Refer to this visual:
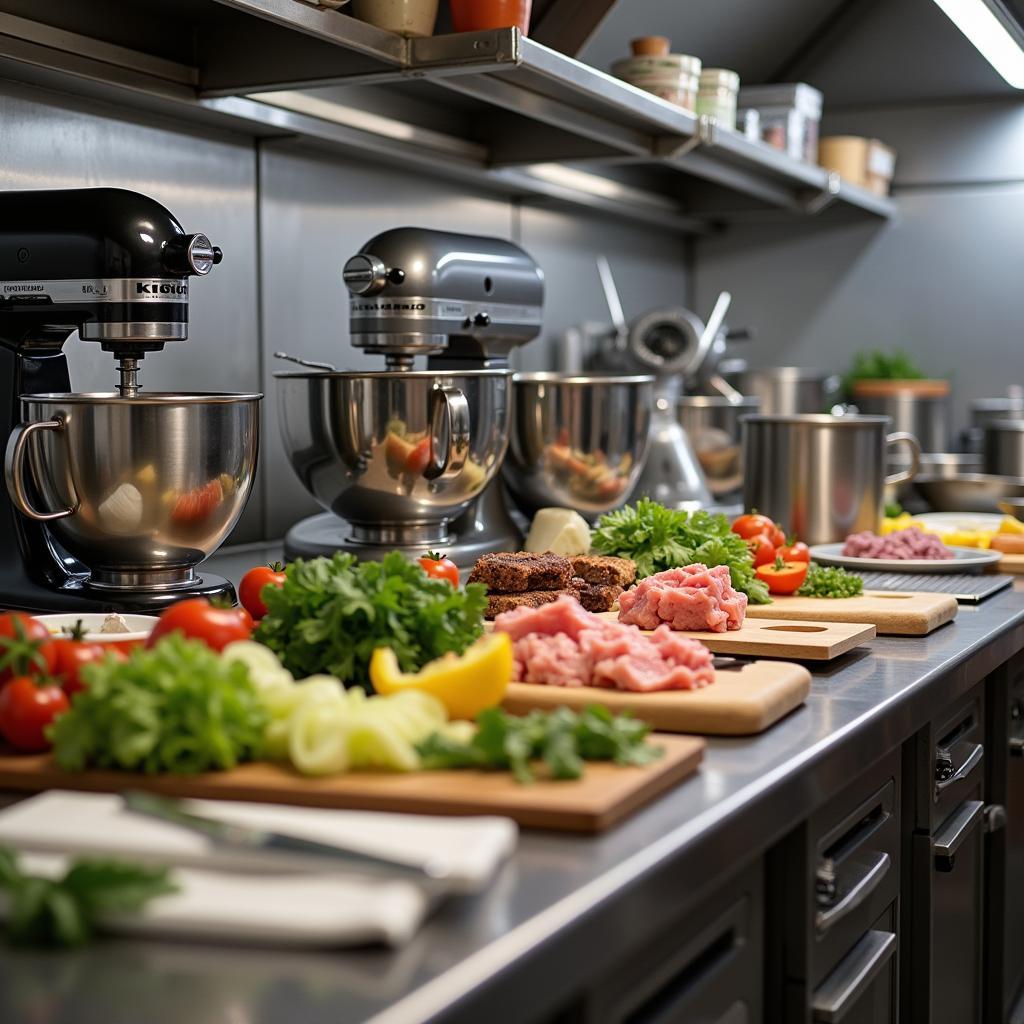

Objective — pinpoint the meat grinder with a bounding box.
[0,187,261,612]
[277,227,544,566]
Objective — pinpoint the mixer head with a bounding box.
[0,187,221,396]
[342,227,543,370]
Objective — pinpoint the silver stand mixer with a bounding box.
[277,227,544,566]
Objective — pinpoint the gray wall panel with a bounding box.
[0,83,264,542]
[258,143,515,538]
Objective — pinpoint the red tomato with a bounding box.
[405,437,432,476]
[419,552,460,587]
[51,630,125,697]
[747,534,777,568]
[0,612,57,685]
[146,598,253,653]
[731,513,777,541]
[779,540,811,563]
[0,675,69,752]
[239,562,287,621]
[755,558,809,596]
[770,525,787,547]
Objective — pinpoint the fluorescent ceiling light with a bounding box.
[932,0,1024,88]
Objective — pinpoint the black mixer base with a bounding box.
[0,575,236,614]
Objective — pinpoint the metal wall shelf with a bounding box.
[0,0,896,230]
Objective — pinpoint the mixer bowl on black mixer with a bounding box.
[5,393,261,591]
[275,369,512,544]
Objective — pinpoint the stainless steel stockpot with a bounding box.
[741,414,921,544]
[852,382,950,453]
[5,392,261,590]
[275,369,511,542]
[501,372,655,517]
[983,420,1024,478]
[725,366,842,415]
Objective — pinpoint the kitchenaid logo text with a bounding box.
[136,282,187,296]
[353,302,427,311]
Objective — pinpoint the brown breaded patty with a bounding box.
[485,587,580,619]
[570,555,636,588]
[572,578,623,613]
[469,551,574,594]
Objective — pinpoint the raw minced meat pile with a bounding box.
[842,526,954,560]
[617,564,748,633]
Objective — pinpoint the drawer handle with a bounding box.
[815,851,891,935]
[934,742,983,797]
[812,929,896,1023]
[933,799,984,872]
[1010,735,1024,758]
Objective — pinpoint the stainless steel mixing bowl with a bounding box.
[5,393,261,590]
[677,395,760,498]
[913,474,1024,513]
[275,370,511,543]
[501,373,655,517]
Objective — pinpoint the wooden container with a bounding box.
[819,136,897,196]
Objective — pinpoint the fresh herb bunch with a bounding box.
[49,635,267,774]
[0,847,176,947]
[797,562,864,599]
[591,499,771,604]
[417,704,662,784]
[255,552,487,690]
[845,350,928,394]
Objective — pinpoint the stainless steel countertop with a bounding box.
[2,588,1023,1024]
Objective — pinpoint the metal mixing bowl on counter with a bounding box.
[5,393,261,591]
[501,372,655,517]
[276,369,511,544]
[677,395,760,498]
[913,474,1024,514]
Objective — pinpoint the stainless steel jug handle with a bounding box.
[885,431,921,485]
[5,419,78,521]
[424,386,470,481]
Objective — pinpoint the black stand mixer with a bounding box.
[276,227,544,566]
[0,188,261,612]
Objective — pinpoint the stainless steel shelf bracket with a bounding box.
[803,171,842,215]
[657,114,718,160]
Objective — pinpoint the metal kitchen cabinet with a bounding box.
[574,859,763,1023]
[984,654,1024,1023]
[769,748,901,1023]
[904,684,994,1024]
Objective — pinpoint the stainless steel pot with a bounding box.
[852,381,950,453]
[962,398,1024,454]
[725,366,842,414]
[276,369,511,543]
[741,414,921,544]
[983,420,1024,477]
[5,392,261,590]
[501,372,654,517]
[677,395,760,498]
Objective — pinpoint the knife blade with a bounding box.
[121,790,452,881]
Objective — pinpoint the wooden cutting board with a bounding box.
[503,660,811,735]
[997,553,1024,575]
[0,736,704,834]
[746,591,958,636]
[595,611,874,660]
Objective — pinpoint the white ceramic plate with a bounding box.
[808,543,1003,575]
[33,612,159,645]
[913,512,1004,534]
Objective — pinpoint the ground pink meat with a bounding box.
[842,527,954,560]
[493,595,714,692]
[617,564,747,633]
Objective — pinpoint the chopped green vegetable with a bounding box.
[416,704,662,784]
[591,499,771,604]
[0,847,176,947]
[254,552,487,689]
[48,635,267,774]
[797,562,864,598]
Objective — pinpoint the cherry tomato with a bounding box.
[146,598,253,653]
[0,613,57,685]
[755,557,809,596]
[747,534,777,568]
[51,624,125,697]
[779,539,811,563]
[405,437,432,476]
[0,675,69,752]
[770,525,787,548]
[239,562,287,621]
[731,513,777,541]
[419,551,460,587]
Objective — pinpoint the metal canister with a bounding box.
[983,420,1024,477]
[852,380,950,453]
[741,414,921,544]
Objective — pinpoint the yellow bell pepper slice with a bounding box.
[999,516,1024,535]
[369,632,513,720]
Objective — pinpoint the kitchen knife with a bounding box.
[121,790,453,881]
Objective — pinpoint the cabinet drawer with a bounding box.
[930,689,985,831]
[583,861,762,1024]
